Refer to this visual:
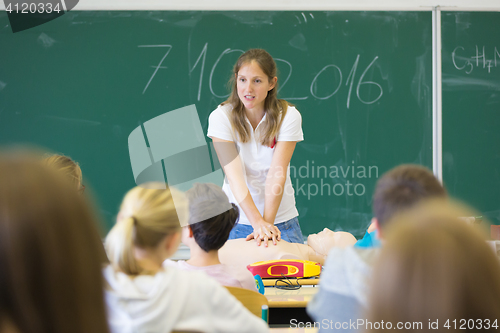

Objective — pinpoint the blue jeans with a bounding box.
[228,216,304,244]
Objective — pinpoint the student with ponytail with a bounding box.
[103,184,268,333]
[105,185,184,276]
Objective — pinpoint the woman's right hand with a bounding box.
[246,219,281,247]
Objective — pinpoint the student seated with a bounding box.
[165,183,258,291]
[104,184,268,333]
[218,227,357,267]
[0,153,109,333]
[353,221,380,248]
[367,200,500,332]
[42,154,84,192]
[307,164,447,332]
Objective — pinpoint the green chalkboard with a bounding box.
[442,12,500,226]
[0,11,433,237]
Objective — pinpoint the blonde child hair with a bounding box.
[105,184,188,275]
[103,184,268,333]
[43,154,83,190]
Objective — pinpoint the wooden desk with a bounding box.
[265,285,318,326]
[265,286,319,308]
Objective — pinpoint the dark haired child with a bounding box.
[165,183,257,291]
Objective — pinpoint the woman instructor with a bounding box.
[208,49,304,246]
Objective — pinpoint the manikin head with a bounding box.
[307,228,357,256]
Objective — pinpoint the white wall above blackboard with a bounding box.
[10,0,497,11]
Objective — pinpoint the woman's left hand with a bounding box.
[246,219,281,246]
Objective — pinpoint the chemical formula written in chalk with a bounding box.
[452,45,500,74]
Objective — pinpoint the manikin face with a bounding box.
[307,228,357,255]
[236,60,276,113]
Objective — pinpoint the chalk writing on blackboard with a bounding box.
[452,46,500,74]
[138,44,173,94]
[140,43,384,108]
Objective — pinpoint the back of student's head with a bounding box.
[372,164,446,230]
[105,184,188,275]
[186,183,239,252]
[42,154,83,190]
[0,153,109,333]
[368,200,500,332]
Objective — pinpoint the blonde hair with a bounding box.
[43,154,83,189]
[223,48,289,146]
[0,153,109,333]
[105,184,188,275]
[368,200,500,332]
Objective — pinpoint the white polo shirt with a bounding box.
[207,104,304,225]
